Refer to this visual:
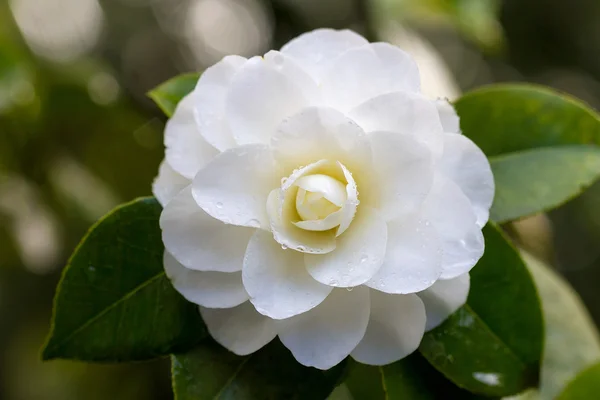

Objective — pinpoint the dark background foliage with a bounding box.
[0,0,599,398]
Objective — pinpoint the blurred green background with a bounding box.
[1,0,600,398]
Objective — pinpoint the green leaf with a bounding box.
[344,355,490,400]
[372,0,504,52]
[42,197,205,362]
[419,224,544,397]
[456,84,600,156]
[489,146,600,222]
[556,362,600,400]
[171,339,346,399]
[148,73,200,117]
[456,84,600,222]
[509,253,600,400]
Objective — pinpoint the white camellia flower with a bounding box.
[153,29,494,370]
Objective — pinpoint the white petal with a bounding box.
[418,273,470,331]
[226,56,316,146]
[351,291,426,365]
[293,211,343,232]
[439,133,495,227]
[271,106,371,174]
[422,175,484,279]
[164,94,218,179]
[278,287,370,370]
[304,206,387,288]
[160,186,254,272]
[349,91,444,156]
[295,174,346,207]
[367,216,442,294]
[280,28,368,82]
[192,144,281,229]
[242,230,332,320]
[193,55,246,151]
[436,99,460,133]
[163,252,248,308]
[321,43,421,112]
[200,302,277,356]
[335,162,358,237]
[152,159,191,207]
[263,51,319,101]
[369,131,434,221]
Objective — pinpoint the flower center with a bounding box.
[294,174,347,230]
[279,159,357,236]
[267,159,359,254]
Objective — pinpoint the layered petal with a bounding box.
[163,252,248,308]
[335,162,359,237]
[200,302,278,356]
[226,55,318,146]
[280,28,368,82]
[160,186,254,272]
[367,215,442,294]
[349,91,444,156]
[351,291,426,365]
[321,43,421,112]
[263,51,319,101]
[304,207,387,288]
[242,230,332,320]
[164,94,218,179]
[436,99,460,133]
[267,188,337,254]
[267,160,344,254]
[193,55,246,151]
[192,144,281,229]
[271,106,371,174]
[439,133,495,227]
[418,273,470,331]
[421,175,484,279]
[152,159,191,207]
[277,287,370,370]
[368,131,434,221]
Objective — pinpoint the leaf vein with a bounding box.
[214,355,253,400]
[47,271,165,354]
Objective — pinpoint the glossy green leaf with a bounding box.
[372,0,504,51]
[42,197,205,362]
[456,84,600,156]
[509,253,600,400]
[556,362,600,400]
[148,73,200,117]
[171,339,346,399]
[344,355,489,400]
[419,224,543,397]
[489,146,600,222]
[456,84,600,222]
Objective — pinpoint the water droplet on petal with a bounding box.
[360,255,368,263]
[271,53,285,66]
[346,287,354,292]
[215,202,223,209]
[247,219,261,227]
[281,244,288,250]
